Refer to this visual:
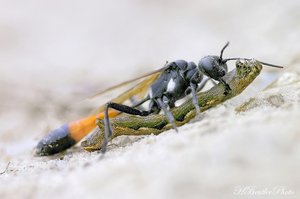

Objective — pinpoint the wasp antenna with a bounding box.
[223,58,284,69]
[257,60,284,68]
[220,41,230,61]
[223,57,248,63]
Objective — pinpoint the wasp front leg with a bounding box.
[218,78,231,95]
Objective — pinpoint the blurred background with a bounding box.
[0,0,300,198]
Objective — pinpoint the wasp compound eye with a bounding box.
[220,69,226,77]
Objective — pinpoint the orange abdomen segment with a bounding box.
[68,110,119,142]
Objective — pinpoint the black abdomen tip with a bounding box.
[36,124,76,156]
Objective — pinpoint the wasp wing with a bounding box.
[88,66,166,99]
[82,62,169,114]
[96,71,161,113]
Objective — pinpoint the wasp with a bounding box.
[36,42,283,156]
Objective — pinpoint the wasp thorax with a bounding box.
[198,55,228,80]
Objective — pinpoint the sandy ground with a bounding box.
[0,0,300,199]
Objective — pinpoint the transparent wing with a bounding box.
[81,62,169,114]
[96,71,161,113]
[87,66,166,99]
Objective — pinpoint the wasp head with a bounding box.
[198,42,230,80]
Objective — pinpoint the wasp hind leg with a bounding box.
[101,102,153,153]
[102,97,179,153]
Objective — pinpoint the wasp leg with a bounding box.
[193,78,219,120]
[190,83,201,120]
[130,96,146,111]
[131,95,150,109]
[218,78,231,95]
[210,79,217,86]
[155,98,178,132]
[196,78,215,92]
[102,102,153,153]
